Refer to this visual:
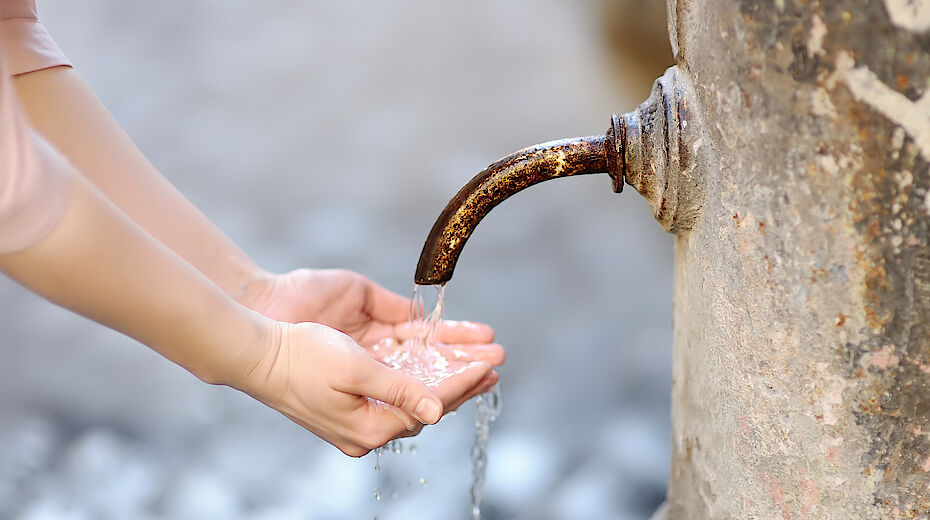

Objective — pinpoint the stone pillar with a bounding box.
[659,1,930,518]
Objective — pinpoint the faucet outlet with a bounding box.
[415,66,707,285]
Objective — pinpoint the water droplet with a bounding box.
[419,477,428,487]
[373,488,381,501]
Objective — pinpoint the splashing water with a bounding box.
[471,384,501,520]
[371,286,446,512]
[371,285,501,519]
[371,285,453,386]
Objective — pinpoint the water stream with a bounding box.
[371,285,501,519]
[470,384,501,520]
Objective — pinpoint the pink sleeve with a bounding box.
[0,45,73,253]
[1,0,72,75]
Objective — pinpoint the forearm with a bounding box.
[12,66,268,302]
[0,172,272,386]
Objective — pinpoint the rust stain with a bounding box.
[414,135,609,284]
[897,74,910,90]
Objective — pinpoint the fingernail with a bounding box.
[414,398,442,424]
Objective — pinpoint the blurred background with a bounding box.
[0,1,673,518]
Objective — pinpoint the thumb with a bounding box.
[355,359,444,425]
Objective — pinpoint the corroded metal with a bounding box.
[414,135,611,285]
[621,66,708,232]
[415,1,928,517]
[415,67,709,285]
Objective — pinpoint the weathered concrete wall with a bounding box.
[663,0,930,518]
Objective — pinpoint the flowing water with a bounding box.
[371,285,501,519]
[470,384,501,520]
[371,285,452,386]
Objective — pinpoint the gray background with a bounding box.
[0,1,674,519]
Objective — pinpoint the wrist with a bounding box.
[193,304,281,389]
[231,264,277,311]
[220,316,289,400]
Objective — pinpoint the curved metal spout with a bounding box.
[414,67,708,285]
[414,135,611,285]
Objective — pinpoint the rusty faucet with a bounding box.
[415,67,708,285]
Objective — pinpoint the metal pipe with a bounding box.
[414,67,708,286]
[414,135,613,285]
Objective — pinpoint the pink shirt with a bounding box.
[0,0,74,253]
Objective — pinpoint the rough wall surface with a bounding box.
[664,0,930,518]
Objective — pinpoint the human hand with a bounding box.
[236,321,494,457]
[240,268,505,366]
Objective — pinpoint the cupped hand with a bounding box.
[241,268,505,366]
[237,321,494,457]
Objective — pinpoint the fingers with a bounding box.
[257,320,499,459]
[383,402,423,433]
[363,280,410,324]
[436,320,495,343]
[322,363,496,457]
[427,361,493,407]
[344,355,445,425]
[367,337,504,369]
[445,371,500,414]
[395,320,495,344]
[436,343,506,367]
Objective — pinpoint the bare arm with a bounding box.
[12,66,269,302]
[1,56,499,457]
[0,171,485,456]
[11,66,506,368]
[0,169,269,386]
